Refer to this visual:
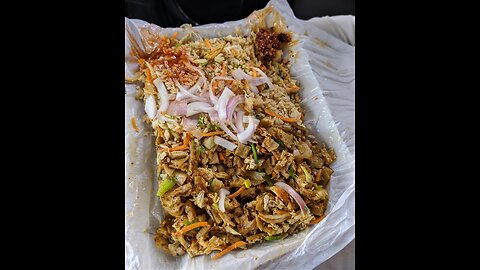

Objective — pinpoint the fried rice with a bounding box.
[126,24,336,259]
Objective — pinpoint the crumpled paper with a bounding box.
[125,1,355,269]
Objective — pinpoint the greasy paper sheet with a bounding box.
[125,1,355,269]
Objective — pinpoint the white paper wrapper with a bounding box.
[125,1,355,269]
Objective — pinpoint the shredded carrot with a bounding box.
[204,38,212,49]
[212,241,247,260]
[145,68,153,85]
[270,186,289,204]
[171,31,178,41]
[252,68,257,78]
[131,117,139,132]
[173,221,209,237]
[201,131,225,137]
[289,85,300,91]
[228,186,245,199]
[219,151,226,162]
[264,109,298,123]
[310,215,326,225]
[220,62,227,76]
[165,144,188,152]
[137,58,145,67]
[315,169,323,182]
[163,133,191,152]
[259,146,268,154]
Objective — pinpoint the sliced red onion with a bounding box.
[214,136,237,151]
[232,68,268,89]
[219,188,231,212]
[243,115,260,126]
[186,101,215,117]
[236,115,257,144]
[229,120,238,133]
[188,64,207,85]
[218,122,237,141]
[145,95,157,119]
[252,67,274,90]
[174,80,207,102]
[209,83,218,104]
[182,116,198,131]
[226,95,245,123]
[188,76,204,94]
[216,87,235,122]
[168,93,176,101]
[209,76,234,104]
[274,182,307,212]
[235,110,245,132]
[153,78,169,113]
[249,84,259,94]
[232,68,253,81]
[167,100,187,116]
[209,111,219,122]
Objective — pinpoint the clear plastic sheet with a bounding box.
[125,1,355,269]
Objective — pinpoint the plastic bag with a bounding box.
[125,1,355,269]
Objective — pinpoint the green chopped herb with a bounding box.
[198,114,206,128]
[300,165,312,183]
[184,218,198,226]
[212,203,219,210]
[207,123,219,131]
[175,41,181,48]
[199,145,206,154]
[289,165,295,178]
[251,144,258,163]
[156,176,176,197]
[265,235,281,241]
[254,113,264,120]
[244,179,252,188]
[265,175,274,186]
[316,185,324,191]
[277,140,286,151]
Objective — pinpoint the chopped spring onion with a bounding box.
[198,114,206,128]
[265,235,281,241]
[244,179,251,188]
[300,165,312,183]
[225,226,242,236]
[156,176,176,197]
[251,144,258,163]
[289,165,295,178]
[203,137,216,150]
[265,175,274,186]
[199,145,206,154]
[276,140,286,151]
